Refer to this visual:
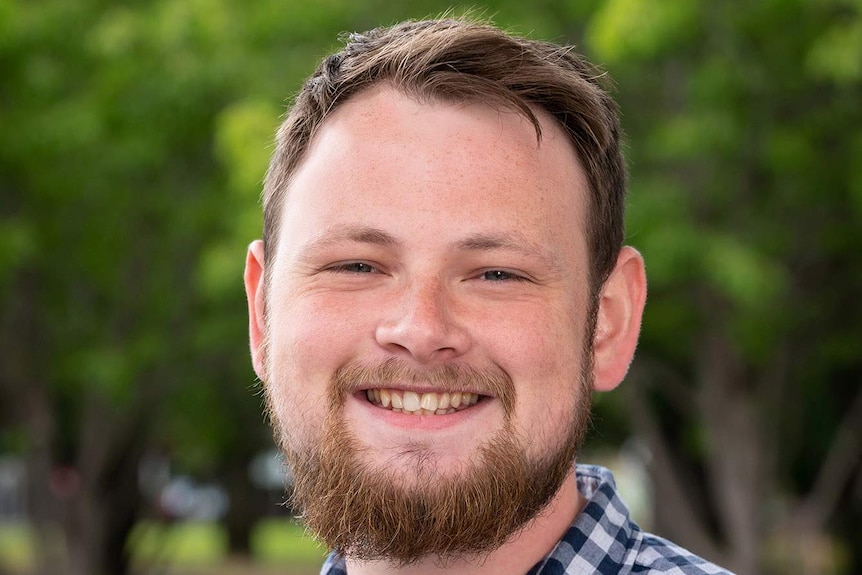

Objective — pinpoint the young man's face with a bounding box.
[245,86,625,560]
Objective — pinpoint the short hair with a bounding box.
[263,17,626,296]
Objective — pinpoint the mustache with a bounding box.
[331,358,515,414]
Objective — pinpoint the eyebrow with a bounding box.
[297,224,398,258]
[455,232,562,272]
[298,226,561,272]
[299,224,398,255]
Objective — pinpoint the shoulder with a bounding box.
[631,533,735,575]
[320,551,347,575]
[547,464,735,575]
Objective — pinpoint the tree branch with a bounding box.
[625,376,722,562]
[794,385,862,529]
[632,356,697,414]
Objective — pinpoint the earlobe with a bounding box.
[244,240,267,380]
[592,246,647,392]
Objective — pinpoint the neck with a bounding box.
[344,468,583,575]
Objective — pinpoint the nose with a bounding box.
[375,276,471,363]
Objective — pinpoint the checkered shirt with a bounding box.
[319,464,735,575]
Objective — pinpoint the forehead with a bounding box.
[277,86,589,260]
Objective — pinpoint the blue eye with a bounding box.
[332,262,378,273]
[482,270,520,281]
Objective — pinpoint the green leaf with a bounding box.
[586,0,697,63]
[806,18,862,84]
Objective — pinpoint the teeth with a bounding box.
[364,389,482,415]
[420,393,438,412]
[438,393,450,409]
[450,392,462,408]
[402,391,421,412]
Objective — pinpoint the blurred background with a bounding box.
[1,0,860,574]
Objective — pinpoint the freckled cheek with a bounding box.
[487,305,581,372]
[485,308,585,418]
[269,294,373,385]
[264,322,324,445]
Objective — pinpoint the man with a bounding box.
[244,17,734,575]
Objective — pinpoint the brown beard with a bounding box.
[273,357,593,565]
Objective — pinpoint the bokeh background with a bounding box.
[1,1,860,574]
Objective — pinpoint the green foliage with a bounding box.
[807,15,862,83]
[1,0,860,573]
[587,0,862,569]
[588,0,697,63]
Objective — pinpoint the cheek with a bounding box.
[490,303,585,382]
[488,304,587,432]
[269,291,362,372]
[265,298,362,446]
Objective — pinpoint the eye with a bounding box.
[329,262,379,274]
[480,270,525,282]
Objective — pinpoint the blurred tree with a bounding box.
[585,0,862,573]
[0,0,276,572]
[1,1,860,575]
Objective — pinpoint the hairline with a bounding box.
[262,18,626,306]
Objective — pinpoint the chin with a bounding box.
[364,446,485,486]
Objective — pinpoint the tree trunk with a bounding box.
[224,451,261,556]
[63,398,148,575]
[64,466,141,575]
[696,328,763,575]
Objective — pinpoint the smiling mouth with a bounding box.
[365,389,482,415]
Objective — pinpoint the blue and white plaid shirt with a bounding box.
[320,464,734,575]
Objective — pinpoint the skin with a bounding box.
[245,86,647,575]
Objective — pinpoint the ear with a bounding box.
[592,246,647,392]
[244,240,267,381]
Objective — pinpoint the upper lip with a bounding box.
[356,385,493,397]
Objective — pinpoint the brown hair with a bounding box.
[262,17,626,295]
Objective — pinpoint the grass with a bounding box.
[252,518,328,565]
[0,522,31,571]
[0,518,327,574]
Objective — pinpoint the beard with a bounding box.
[267,354,594,566]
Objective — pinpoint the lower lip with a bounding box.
[349,391,494,431]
